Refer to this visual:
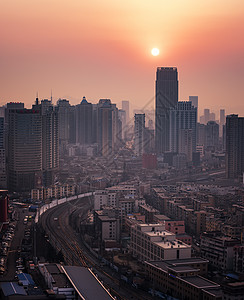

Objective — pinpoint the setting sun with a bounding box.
[151,48,160,56]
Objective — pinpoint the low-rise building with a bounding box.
[145,260,221,300]
[94,208,121,244]
[130,224,191,262]
[200,232,241,271]
[139,204,159,223]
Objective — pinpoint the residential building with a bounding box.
[155,67,178,153]
[145,260,221,300]
[97,99,119,156]
[134,113,145,156]
[219,109,225,137]
[7,106,42,191]
[169,101,197,160]
[226,114,244,179]
[56,99,71,145]
[76,97,93,145]
[0,116,6,188]
[130,223,191,262]
[205,121,219,150]
[200,232,241,271]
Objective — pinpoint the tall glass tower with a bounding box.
[155,67,178,154]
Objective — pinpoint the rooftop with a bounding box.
[62,266,115,300]
[154,240,190,249]
[145,258,208,273]
[1,282,27,296]
[17,273,35,286]
[182,276,219,289]
[202,287,223,297]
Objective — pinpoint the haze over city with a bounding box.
[1,0,244,115]
[2,2,244,299]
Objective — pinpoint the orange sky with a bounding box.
[0,0,244,117]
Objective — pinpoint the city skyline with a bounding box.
[0,1,244,116]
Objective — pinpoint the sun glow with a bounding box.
[151,48,159,56]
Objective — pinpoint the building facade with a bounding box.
[134,113,145,156]
[155,67,178,153]
[130,223,191,262]
[7,107,42,191]
[226,114,244,179]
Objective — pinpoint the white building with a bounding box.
[130,223,191,262]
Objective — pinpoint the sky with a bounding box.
[0,0,244,117]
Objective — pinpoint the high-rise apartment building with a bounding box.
[226,115,244,179]
[68,105,76,144]
[122,100,130,124]
[7,107,42,191]
[33,99,59,187]
[189,96,198,122]
[118,109,126,140]
[76,97,93,145]
[169,101,197,161]
[205,121,219,150]
[134,114,145,156]
[56,99,71,144]
[204,109,210,125]
[220,109,226,137]
[0,116,7,188]
[155,67,178,153]
[189,96,198,109]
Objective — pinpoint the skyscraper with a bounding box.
[205,121,219,150]
[189,96,198,122]
[7,107,42,191]
[0,116,6,188]
[56,99,71,144]
[134,113,145,156]
[219,109,225,137]
[122,100,130,124]
[189,96,198,109]
[118,109,126,140]
[204,109,210,124]
[155,67,178,153]
[226,115,244,179]
[97,99,119,156]
[33,99,59,187]
[76,97,93,145]
[169,101,197,161]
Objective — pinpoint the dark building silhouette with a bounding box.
[155,67,178,153]
[134,113,145,156]
[97,99,119,156]
[169,101,197,162]
[76,97,93,145]
[56,99,71,144]
[226,114,244,179]
[7,106,42,191]
[33,99,59,187]
[0,116,6,188]
[69,105,76,144]
[205,121,219,150]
